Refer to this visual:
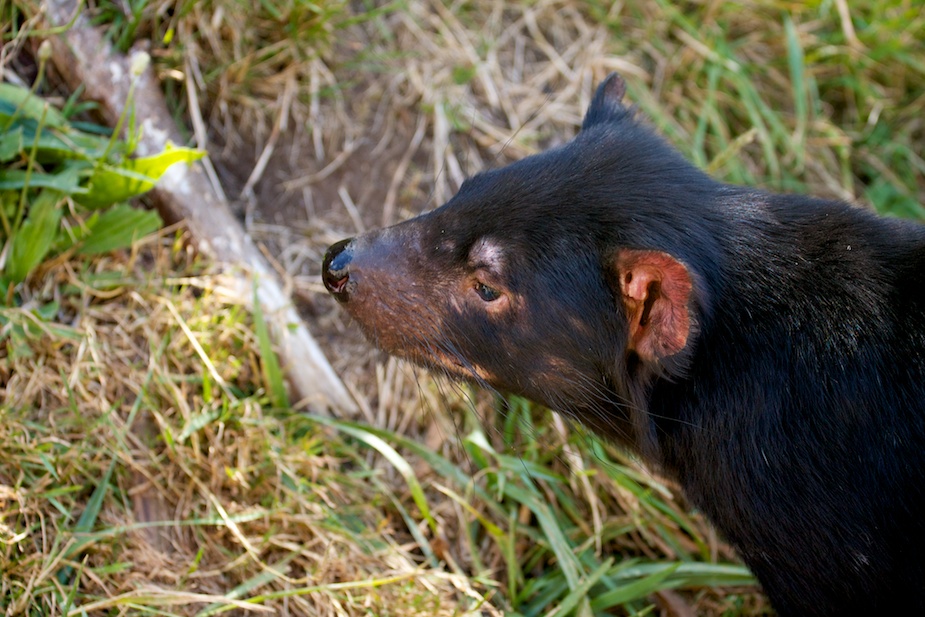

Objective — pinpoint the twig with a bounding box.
[42,0,357,415]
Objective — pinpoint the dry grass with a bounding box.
[141,0,924,226]
[3,0,923,614]
[1,230,499,615]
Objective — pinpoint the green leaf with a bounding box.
[68,120,111,136]
[0,83,69,129]
[608,561,755,589]
[48,128,113,161]
[77,164,159,209]
[0,167,88,194]
[3,120,109,162]
[35,300,60,321]
[77,144,204,209]
[73,203,162,255]
[6,189,64,282]
[0,126,24,161]
[123,143,205,178]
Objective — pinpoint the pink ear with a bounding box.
[615,249,693,364]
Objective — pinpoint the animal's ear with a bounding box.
[614,249,694,369]
[582,73,630,131]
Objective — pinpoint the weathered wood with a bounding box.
[43,0,357,414]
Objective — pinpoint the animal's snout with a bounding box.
[322,238,355,301]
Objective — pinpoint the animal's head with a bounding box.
[322,74,717,449]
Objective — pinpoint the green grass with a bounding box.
[596,0,924,216]
[306,408,757,615]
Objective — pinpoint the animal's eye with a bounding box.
[474,282,501,302]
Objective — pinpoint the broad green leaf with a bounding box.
[48,128,112,161]
[0,83,69,129]
[77,165,158,209]
[77,145,203,209]
[6,189,64,282]
[123,143,204,179]
[74,203,162,255]
[41,129,110,162]
[69,120,112,136]
[0,167,88,194]
[1,116,111,163]
[0,126,24,161]
[3,120,108,162]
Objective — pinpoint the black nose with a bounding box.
[322,238,355,301]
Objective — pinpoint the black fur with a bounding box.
[322,73,925,615]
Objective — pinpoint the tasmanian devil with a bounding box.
[321,73,925,616]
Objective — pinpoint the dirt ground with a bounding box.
[203,4,624,398]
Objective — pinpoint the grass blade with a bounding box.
[785,13,808,170]
[546,557,614,617]
[252,283,289,408]
[325,420,438,535]
[589,563,680,610]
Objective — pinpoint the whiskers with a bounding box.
[357,298,704,496]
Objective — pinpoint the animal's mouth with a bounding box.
[350,310,495,384]
[402,346,493,385]
[427,349,475,379]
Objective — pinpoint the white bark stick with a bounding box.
[43,0,357,414]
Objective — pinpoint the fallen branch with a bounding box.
[42,0,357,414]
